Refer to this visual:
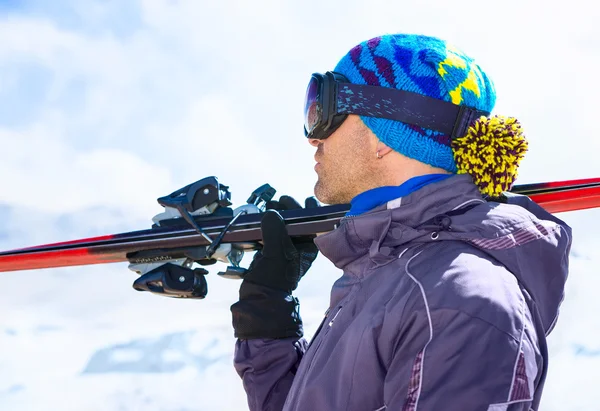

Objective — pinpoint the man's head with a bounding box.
[308,33,498,204]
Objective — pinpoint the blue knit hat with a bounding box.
[334,34,497,173]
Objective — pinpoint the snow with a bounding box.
[1,0,599,409]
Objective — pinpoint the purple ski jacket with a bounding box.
[234,175,572,411]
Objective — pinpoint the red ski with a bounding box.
[1,176,599,275]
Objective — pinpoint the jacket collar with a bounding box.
[314,174,485,276]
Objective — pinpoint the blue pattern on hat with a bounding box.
[334,34,496,172]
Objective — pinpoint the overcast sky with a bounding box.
[0,1,599,410]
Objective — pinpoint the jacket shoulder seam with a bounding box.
[405,247,523,343]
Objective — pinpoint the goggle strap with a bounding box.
[336,83,489,139]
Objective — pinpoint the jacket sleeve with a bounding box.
[384,307,540,411]
[234,337,308,411]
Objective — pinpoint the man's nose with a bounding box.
[308,138,321,147]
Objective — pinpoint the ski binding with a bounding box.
[129,176,276,299]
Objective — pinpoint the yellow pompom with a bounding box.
[452,116,528,197]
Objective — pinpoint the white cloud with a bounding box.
[0,124,173,217]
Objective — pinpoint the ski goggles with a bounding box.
[303,71,490,140]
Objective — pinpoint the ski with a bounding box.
[514,177,600,213]
[1,176,599,276]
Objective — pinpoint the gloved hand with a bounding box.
[243,196,319,293]
[231,195,320,340]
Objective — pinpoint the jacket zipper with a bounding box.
[287,304,346,409]
[302,305,344,377]
[328,306,343,326]
[305,308,330,350]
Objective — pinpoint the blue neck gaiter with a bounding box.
[347,174,452,216]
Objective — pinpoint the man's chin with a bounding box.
[313,181,330,205]
[314,180,344,206]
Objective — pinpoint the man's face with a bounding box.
[310,115,377,205]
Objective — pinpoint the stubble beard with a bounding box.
[313,118,376,205]
[314,161,372,205]
[314,173,349,205]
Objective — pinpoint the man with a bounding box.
[230,34,572,410]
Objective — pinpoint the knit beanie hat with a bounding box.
[334,34,528,197]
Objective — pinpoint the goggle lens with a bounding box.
[304,76,321,135]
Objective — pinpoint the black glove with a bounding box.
[244,196,319,293]
[230,196,319,340]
